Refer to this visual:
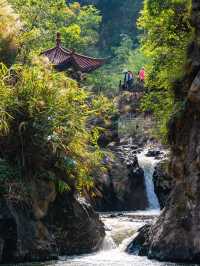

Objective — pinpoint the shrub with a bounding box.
[0,60,108,192]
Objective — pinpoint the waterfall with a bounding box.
[61,213,160,265]
[137,149,160,210]
[101,232,117,251]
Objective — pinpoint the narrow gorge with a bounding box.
[1,0,200,265]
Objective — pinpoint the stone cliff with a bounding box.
[89,141,148,211]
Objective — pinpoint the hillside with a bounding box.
[69,0,143,52]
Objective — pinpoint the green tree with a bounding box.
[0,60,112,193]
[73,0,142,51]
[138,0,193,140]
[9,0,101,61]
[0,1,116,197]
[86,36,147,95]
[98,0,142,50]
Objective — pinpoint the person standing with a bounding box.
[139,67,145,83]
[127,70,134,89]
[123,69,129,89]
[123,70,134,90]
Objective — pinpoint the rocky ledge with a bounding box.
[88,139,148,211]
[0,180,105,264]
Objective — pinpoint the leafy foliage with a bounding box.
[74,0,142,51]
[0,60,115,192]
[138,0,193,140]
[86,36,148,96]
[9,0,101,61]
[97,0,142,50]
[0,0,119,197]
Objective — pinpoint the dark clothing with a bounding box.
[124,71,134,90]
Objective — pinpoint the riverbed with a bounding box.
[20,211,199,266]
[8,148,197,266]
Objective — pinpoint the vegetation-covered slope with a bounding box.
[139,0,192,140]
[143,1,200,262]
[69,0,142,50]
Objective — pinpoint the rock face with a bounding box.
[89,114,119,148]
[153,160,173,209]
[126,224,151,256]
[135,1,200,262]
[45,194,105,256]
[117,91,142,115]
[0,197,57,263]
[0,181,105,264]
[145,149,163,159]
[89,141,148,211]
[97,114,119,148]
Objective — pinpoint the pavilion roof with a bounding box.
[41,33,106,73]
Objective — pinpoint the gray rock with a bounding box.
[126,224,151,256]
[45,193,105,256]
[0,198,57,264]
[89,150,148,211]
[153,160,173,209]
[0,182,105,264]
[145,150,163,158]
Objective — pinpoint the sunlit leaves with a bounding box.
[9,0,101,59]
[0,61,112,192]
[138,0,193,140]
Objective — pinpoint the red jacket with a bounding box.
[139,69,145,81]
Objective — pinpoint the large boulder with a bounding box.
[45,193,105,255]
[0,181,105,264]
[123,158,148,210]
[0,198,57,264]
[145,150,163,158]
[126,224,151,256]
[89,144,148,211]
[89,114,119,148]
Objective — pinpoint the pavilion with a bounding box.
[41,33,106,73]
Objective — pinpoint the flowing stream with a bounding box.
[20,148,197,266]
[32,211,197,266]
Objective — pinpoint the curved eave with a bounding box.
[72,54,106,73]
[40,45,106,73]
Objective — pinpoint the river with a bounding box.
[11,148,198,266]
[22,211,198,266]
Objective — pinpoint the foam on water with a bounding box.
[55,212,196,266]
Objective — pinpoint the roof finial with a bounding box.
[56,32,61,47]
[71,48,75,54]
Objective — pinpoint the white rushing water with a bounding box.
[56,212,156,266]
[137,148,161,210]
[39,212,197,266]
